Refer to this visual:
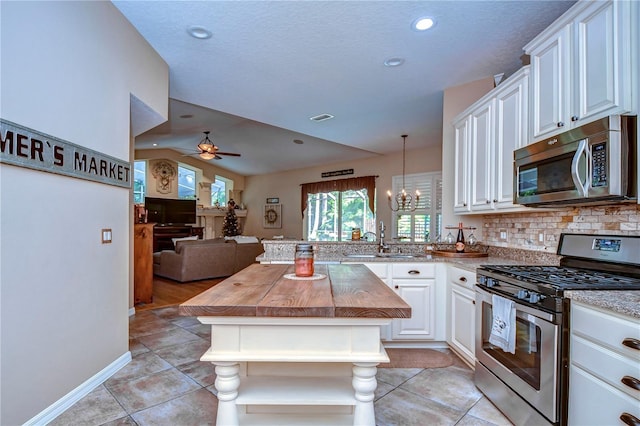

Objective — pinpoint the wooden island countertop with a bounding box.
[179,263,411,319]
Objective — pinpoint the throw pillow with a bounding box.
[171,235,199,246]
[224,236,260,244]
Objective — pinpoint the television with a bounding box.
[145,197,197,226]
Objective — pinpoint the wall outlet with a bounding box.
[499,229,508,241]
[538,232,545,243]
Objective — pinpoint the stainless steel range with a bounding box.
[474,233,640,426]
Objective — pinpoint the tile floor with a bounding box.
[50,306,512,426]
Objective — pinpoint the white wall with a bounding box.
[242,146,442,239]
[0,2,168,424]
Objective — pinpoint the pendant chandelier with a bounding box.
[387,134,420,212]
[197,131,217,160]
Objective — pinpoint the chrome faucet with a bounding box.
[378,221,389,253]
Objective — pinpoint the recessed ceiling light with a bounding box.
[152,143,158,146]
[309,113,334,122]
[187,26,212,39]
[384,57,405,67]
[412,17,435,31]
[293,139,304,145]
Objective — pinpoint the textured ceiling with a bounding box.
[114,0,576,176]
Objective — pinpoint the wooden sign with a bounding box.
[321,168,353,178]
[0,119,131,188]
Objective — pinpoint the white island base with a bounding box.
[197,316,391,426]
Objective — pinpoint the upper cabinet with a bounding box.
[453,67,530,214]
[525,0,636,142]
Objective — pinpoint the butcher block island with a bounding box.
[180,263,411,426]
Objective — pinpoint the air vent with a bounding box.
[309,113,334,122]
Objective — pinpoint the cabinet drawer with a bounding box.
[569,365,640,426]
[571,302,640,358]
[362,263,388,279]
[448,266,476,291]
[391,263,435,278]
[571,334,640,400]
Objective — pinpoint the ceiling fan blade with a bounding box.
[215,151,241,157]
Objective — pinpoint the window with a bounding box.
[133,160,146,203]
[391,172,442,242]
[211,178,227,207]
[303,176,376,242]
[177,165,196,199]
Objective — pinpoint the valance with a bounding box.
[300,175,376,218]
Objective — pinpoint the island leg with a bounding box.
[213,361,240,426]
[352,362,378,426]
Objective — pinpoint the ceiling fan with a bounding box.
[186,131,241,160]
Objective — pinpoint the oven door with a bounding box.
[475,286,561,423]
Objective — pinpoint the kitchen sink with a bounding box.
[342,253,429,259]
[376,253,428,259]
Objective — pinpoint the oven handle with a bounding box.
[571,138,590,197]
[475,285,558,324]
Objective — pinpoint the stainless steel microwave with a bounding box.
[514,115,637,206]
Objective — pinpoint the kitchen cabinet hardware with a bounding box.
[620,412,640,426]
[557,121,565,127]
[408,270,420,275]
[571,115,579,121]
[622,338,640,350]
[621,376,640,391]
[394,285,399,289]
[459,276,467,282]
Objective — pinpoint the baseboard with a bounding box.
[24,351,132,426]
[128,307,136,317]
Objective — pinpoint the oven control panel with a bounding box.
[477,273,563,314]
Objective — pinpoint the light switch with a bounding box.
[102,228,112,244]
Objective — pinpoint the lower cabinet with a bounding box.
[390,278,435,340]
[569,301,640,425]
[446,266,476,366]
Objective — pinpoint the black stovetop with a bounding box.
[478,264,640,291]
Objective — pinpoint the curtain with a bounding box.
[300,175,376,217]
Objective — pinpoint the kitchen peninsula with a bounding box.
[179,263,411,426]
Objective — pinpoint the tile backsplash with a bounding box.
[483,204,640,252]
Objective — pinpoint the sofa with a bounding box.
[153,237,264,282]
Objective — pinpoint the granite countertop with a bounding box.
[257,252,541,273]
[565,290,640,319]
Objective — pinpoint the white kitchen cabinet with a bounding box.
[453,67,530,214]
[453,116,471,213]
[389,263,440,341]
[492,67,529,209]
[525,0,636,142]
[391,278,435,340]
[446,266,476,367]
[568,301,640,425]
[469,99,495,211]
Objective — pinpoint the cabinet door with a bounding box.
[469,101,494,211]
[450,284,475,365]
[453,117,471,213]
[529,24,571,140]
[391,279,435,340]
[573,0,629,124]
[494,68,529,209]
[569,365,640,426]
